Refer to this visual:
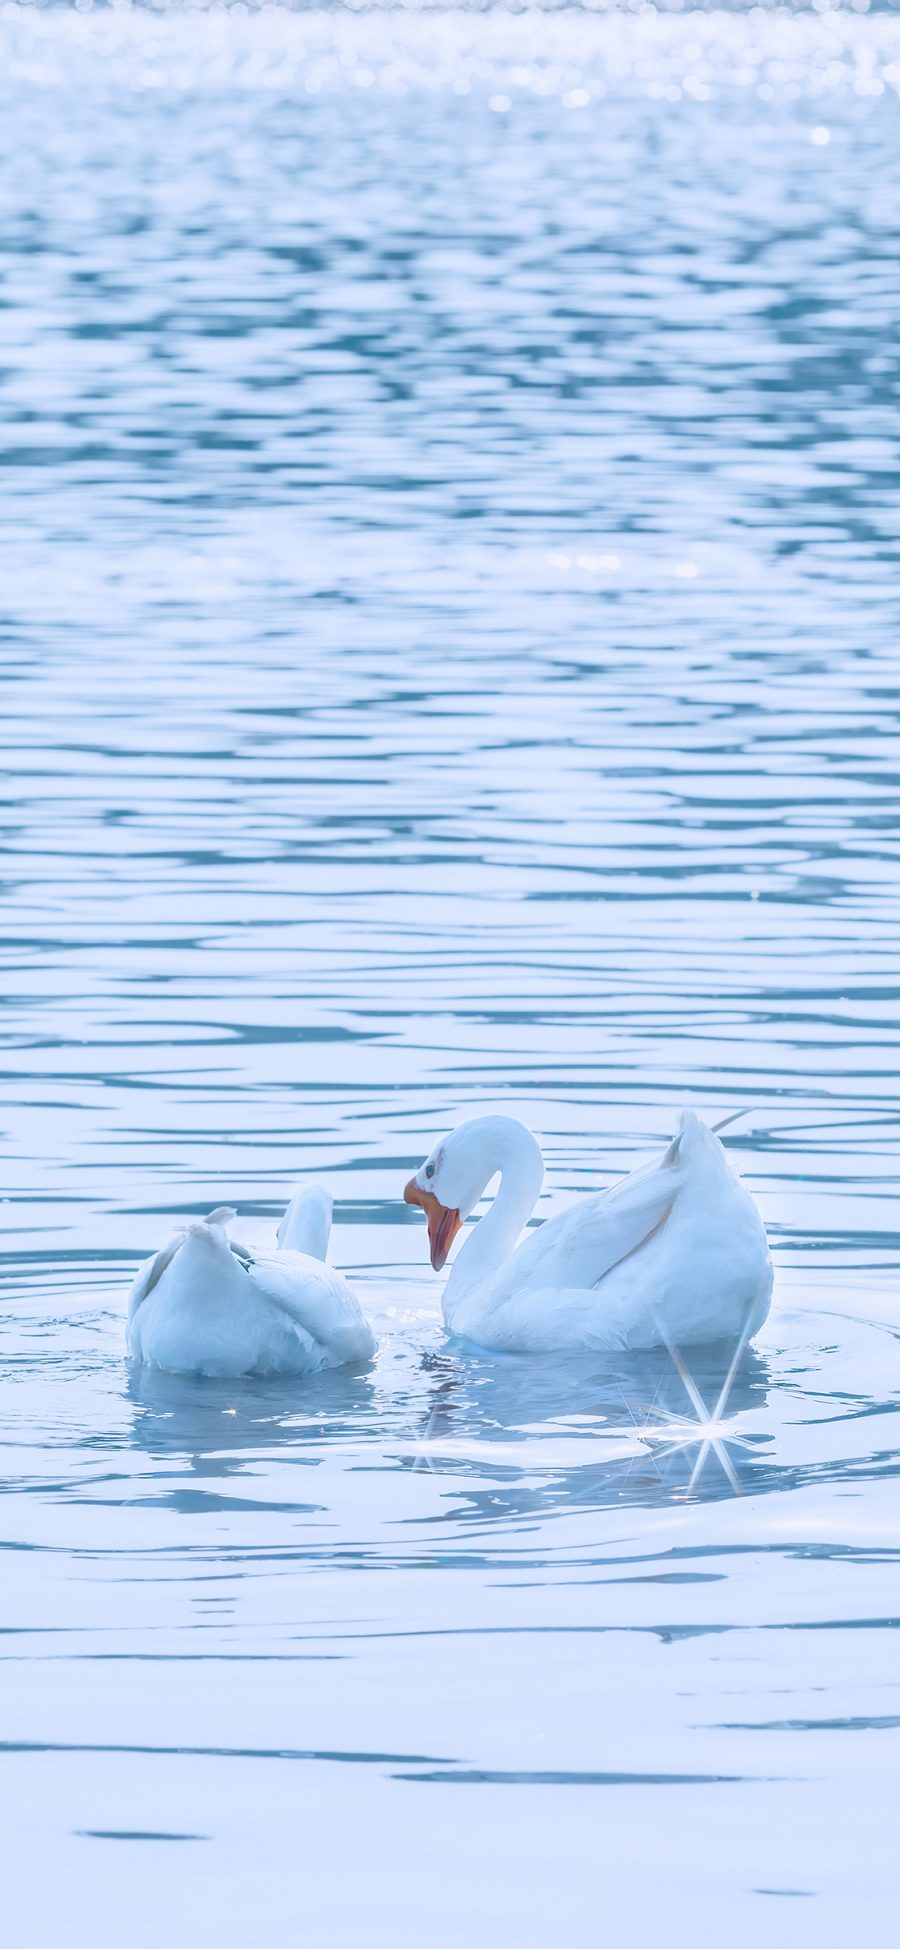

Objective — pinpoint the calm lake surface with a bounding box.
[1,5,899,1941]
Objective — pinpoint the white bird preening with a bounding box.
[126,1185,376,1378]
[404,1111,772,1356]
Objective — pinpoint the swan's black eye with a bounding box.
[425,1163,435,1179]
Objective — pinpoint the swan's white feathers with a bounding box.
[128,1234,186,1317]
[484,1150,685,1306]
[128,1206,237,1320]
[126,1195,375,1377]
[235,1245,375,1367]
[443,1110,773,1355]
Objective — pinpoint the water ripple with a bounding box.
[2,6,900,1941]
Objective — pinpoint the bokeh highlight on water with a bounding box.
[1,4,899,1941]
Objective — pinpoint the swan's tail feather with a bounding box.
[667,1108,752,1161]
[710,1108,752,1137]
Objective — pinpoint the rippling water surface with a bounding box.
[2,5,900,1941]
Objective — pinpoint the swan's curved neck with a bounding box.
[445,1120,544,1312]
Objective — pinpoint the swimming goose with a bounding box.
[404,1112,772,1354]
[126,1186,376,1377]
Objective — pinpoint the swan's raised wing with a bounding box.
[243,1247,376,1365]
[487,1143,685,1306]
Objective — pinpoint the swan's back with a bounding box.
[451,1112,772,1355]
[127,1205,375,1378]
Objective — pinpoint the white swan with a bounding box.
[126,1186,376,1378]
[404,1112,772,1354]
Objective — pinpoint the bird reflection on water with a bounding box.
[125,1363,379,1517]
[126,1333,771,1522]
[128,1363,378,1465]
[405,1339,772,1519]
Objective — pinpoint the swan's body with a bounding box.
[126,1187,375,1378]
[404,1113,772,1354]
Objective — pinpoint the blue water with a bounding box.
[2,5,900,1941]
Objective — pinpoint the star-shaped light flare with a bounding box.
[632,1322,756,1496]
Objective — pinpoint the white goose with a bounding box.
[404,1112,772,1354]
[126,1186,376,1378]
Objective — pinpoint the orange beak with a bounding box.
[403,1178,462,1272]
